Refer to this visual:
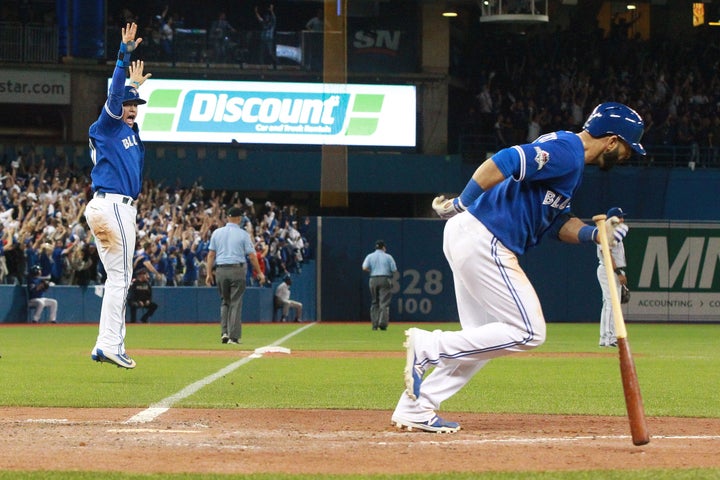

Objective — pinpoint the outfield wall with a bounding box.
[2,219,720,324]
[318,217,720,323]
[0,261,317,324]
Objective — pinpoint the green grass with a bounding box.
[1,322,719,415]
[1,322,719,479]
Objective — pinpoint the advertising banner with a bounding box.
[0,70,70,104]
[123,79,416,146]
[624,222,720,322]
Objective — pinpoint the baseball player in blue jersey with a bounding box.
[391,102,644,433]
[85,23,151,369]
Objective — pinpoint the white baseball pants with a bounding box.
[85,195,137,356]
[596,264,619,346]
[393,212,546,422]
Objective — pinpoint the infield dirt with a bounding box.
[1,407,719,475]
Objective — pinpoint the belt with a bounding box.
[371,275,391,278]
[216,263,245,268]
[94,191,136,207]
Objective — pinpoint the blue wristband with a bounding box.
[116,42,131,68]
[458,179,484,209]
[578,225,598,243]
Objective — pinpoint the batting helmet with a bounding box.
[122,85,146,105]
[583,102,645,155]
[30,265,42,276]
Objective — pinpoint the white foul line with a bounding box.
[124,323,317,424]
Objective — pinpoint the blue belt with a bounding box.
[217,263,245,268]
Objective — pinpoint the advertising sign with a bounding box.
[0,70,70,104]
[121,79,416,146]
[625,222,720,322]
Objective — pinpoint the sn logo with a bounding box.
[121,135,138,149]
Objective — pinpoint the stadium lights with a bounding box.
[442,3,458,17]
[626,4,637,9]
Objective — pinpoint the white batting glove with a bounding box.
[432,195,464,219]
[606,216,629,247]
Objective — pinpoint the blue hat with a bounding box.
[606,207,627,218]
[122,85,146,105]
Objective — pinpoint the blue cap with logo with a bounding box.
[122,85,146,105]
[606,207,627,218]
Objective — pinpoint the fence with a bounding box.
[458,134,720,168]
[0,22,58,63]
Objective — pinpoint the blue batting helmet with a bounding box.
[122,85,146,105]
[583,102,645,155]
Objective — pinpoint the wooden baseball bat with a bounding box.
[593,214,650,446]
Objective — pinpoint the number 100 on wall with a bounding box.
[391,269,443,315]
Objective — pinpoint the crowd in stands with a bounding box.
[0,150,312,289]
[457,18,720,166]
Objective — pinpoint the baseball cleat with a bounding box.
[391,414,461,434]
[94,348,136,369]
[403,328,425,400]
[221,334,229,344]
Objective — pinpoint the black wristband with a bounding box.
[614,268,625,276]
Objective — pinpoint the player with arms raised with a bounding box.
[392,102,644,433]
[85,23,151,369]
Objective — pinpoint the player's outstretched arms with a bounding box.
[121,22,143,51]
[128,60,152,87]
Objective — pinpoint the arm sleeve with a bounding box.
[106,43,131,118]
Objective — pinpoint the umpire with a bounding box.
[205,206,265,344]
[362,240,398,331]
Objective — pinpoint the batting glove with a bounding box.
[432,195,465,219]
[606,216,629,247]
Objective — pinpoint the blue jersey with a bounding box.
[88,62,144,198]
[467,131,585,255]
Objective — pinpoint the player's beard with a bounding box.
[598,145,620,171]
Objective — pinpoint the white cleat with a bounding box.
[391,414,461,433]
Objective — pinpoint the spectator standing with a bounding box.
[255,3,277,68]
[597,207,628,348]
[274,275,302,322]
[84,22,151,369]
[362,240,398,331]
[27,265,57,323]
[159,13,174,60]
[133,240,161,283]
[209,12,236,62]
[4,235,26,286]
[182,237,199,286]
[127,267,158,323]
[205,206,265,345]
[305,8,323,32]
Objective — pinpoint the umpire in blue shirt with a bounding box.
[362,240,398,331]
[206,206,265,344]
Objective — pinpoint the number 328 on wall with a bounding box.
[391,269,443,315]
